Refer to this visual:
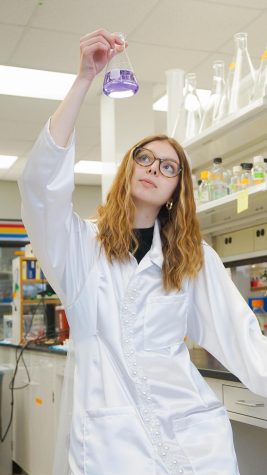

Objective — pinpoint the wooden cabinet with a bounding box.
[214,223,267,257]
[253,223,267,251]
[0,345,66,475]
[222,384,267,421]
[204,376,267,430]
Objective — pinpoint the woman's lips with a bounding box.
[139,179,157,188]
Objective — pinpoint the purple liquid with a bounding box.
[103,69,139,98]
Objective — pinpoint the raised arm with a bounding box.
[50,29,124,147]
[18,30,125,308]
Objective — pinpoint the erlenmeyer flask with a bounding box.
[214,61,235,123]
[228,32,256,114]
[181,73,202,141]
[200,60,225,132]
[251,47,267,101]
[103,32,139,99]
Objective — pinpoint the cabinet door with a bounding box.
[214,235,225,257]
[222,229,254,257]
[29,353,54,475]
[253,224,267,251]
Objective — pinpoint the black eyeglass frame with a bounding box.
[133,147,183,178]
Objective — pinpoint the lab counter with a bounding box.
[0,340,239,381]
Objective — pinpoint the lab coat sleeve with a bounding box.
[187,241,267,397]
[17,118,98,308]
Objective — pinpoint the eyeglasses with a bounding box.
[133,147,183,178]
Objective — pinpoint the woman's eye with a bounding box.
[163,162,174,172]
[139,155,150,163]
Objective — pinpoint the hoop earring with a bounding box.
[166,200,173,211]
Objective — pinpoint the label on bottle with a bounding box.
[241,178,249,185]
[261,50,267,60]
[229,62,235,70]
[237,189,248,214]
[253,171,265,185]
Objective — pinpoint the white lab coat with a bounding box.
[18,119,267,475]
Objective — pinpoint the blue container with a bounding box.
[26,260,36,279]
[248,296,267,312]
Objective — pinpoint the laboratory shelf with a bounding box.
[183,96,267,170]
[196,182,267,235]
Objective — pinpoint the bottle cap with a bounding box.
[241,163,253,170]
[251,299,264,308]
[213,157,222,164]
[253,155,264,164]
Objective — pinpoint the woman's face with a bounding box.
[130,140,181,209]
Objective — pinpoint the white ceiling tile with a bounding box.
[0,140,33,157]
[10,28,80,73]
[30,0,159,35]
[129,42,209,83]
[196,0,267,9]
[0,0,38,25]
[129,0,260,51]
[0,24,24,63]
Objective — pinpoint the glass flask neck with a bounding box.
[211,61,225,93]
[185,73,197,91]
[234,32,248,50]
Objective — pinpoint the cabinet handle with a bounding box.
[235,399,264,407]
[261,228,265,236]
[229,237,232,244]
[225,238,228,245]
[256,230,260,237]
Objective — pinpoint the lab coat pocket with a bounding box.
[173,406,239,474]
[83,405,156,475]
[144,294,188,351]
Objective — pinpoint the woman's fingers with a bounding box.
[80,29,124,50]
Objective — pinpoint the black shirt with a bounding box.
[130,225,154,263]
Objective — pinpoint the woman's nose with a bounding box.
[147,159,160,175]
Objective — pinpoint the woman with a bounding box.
[18,29,267,475]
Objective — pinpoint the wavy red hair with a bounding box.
[92,134,204,291]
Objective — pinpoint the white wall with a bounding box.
[0,180,101,220]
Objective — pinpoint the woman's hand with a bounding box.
[78,29,128,83]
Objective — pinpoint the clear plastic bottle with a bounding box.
[252,155,265,185]
[223,168,233,195]
[200,60,225,131]
[240,163,253,189]
[251,46,267,101]
[228,32,256,114]
[209,157,228,200]
[229,165,242,194]
[198,171,210,203]
[251,299,267,334]
[182,73,203,141]
[192,173,199,206]
[103,32,139,98]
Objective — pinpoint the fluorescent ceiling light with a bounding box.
[153,89,211,111]
[0,155,18,169]
[74,160,117,175]
[0,65,76,100]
